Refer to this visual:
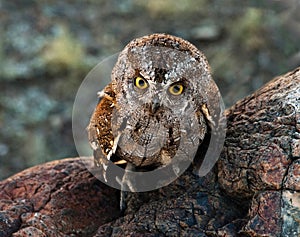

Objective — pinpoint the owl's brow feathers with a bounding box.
[127,33,207,63]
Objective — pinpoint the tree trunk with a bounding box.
[1,67,299,237]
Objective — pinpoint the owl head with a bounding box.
[111,34,215,114]
[108,34,224,176]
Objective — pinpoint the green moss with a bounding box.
[42,25,85,74]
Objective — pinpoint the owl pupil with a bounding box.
[139,80,145,87]
[173,85,180,93]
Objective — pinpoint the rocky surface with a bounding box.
[0,67,299,236]
[0,158,120,236]
[1,0,300,180]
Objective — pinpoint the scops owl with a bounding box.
[88,33,223,195]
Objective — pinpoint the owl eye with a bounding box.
[134,76,148,90]
[169,83,184,95]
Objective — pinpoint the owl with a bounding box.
[87,33,223,200]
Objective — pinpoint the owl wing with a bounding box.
[197,100,226,177]
[87,83,122,176]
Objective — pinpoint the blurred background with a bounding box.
[0,0,299,180]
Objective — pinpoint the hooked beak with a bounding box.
[151,97,160,114]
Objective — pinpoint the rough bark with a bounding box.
[0,67,299,236]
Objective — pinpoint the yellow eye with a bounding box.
[134,76,148,89]
[169,83,184,95]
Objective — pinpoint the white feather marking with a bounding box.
[91,141,98,150]
[107,133,121,160]
[103,163,108,171]
[97,90,105,98]
[174,137,181,142]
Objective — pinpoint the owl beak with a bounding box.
[151,98,160,114]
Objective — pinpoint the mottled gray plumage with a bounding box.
[88,34,220,200]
